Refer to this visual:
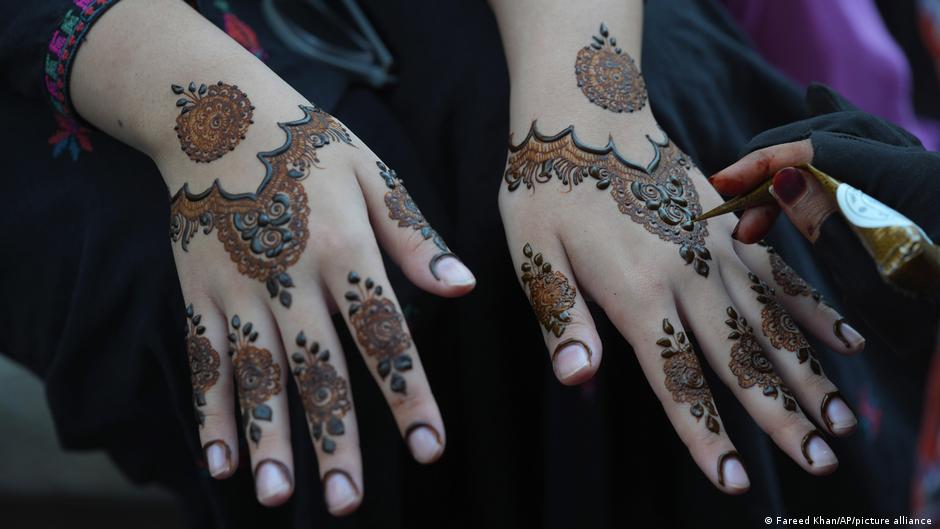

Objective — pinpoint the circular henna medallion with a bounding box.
[174,81,254,162]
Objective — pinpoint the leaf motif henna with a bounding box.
[169,104,353,307]
[520,243,576,338]
[574,23,647,113]
[748,273,822,375]
[504,125,712,276]
[345,272,413,394]
[658,318,720,434]
[292,332,351,454]
[724,307,797,412]
[759,242,822,302]
[172,81,254,162]
[228,315,281,445]
[185,304,220,427]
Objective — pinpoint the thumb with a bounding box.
[769,167,838,243]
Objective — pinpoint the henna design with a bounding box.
[345,272,413,394]
[760,242,822,302]
[172,81,254,162]
[375,161,454,278]
[724,306,797,411]
[292,332,351,454]
[185,304,220,426]
[747,273,822,375]
[169,104,353,307]
[657,318,720,434]
[229,315,281,444]
[520,243,576,337]
[505,125,711,276]
[575,23,647,113]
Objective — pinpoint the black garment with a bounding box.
[0,1,928,528]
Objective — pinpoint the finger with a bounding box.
[185,301,239,479]
[731,203,780,244]
[319,238,446,464]
[679,279,838,475]
[768,167,838,243]
[512,240,602,385]
[221,306,294,506]
[602,296,748,494]
[735,240,866,355]
[720,258,858,437]
[273,293,364,516]
[354,156,475,296]
[709,140,814,196]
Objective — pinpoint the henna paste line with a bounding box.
[800,429,824,465]
[202,439,232,474]
[253,458,293,488]
[521,243,576,337]
[575,23,647,113]
[820,391,848,435]
[292,331,351,454]
[185,304,221,426]
[658,318,721,434]
[229,315,282,445]
[552,338,593,364]
[747,272,823,376]
[172,81,254,162]
[322,468,360,497]
[170,103,353,308]
[717,451,742,487]
[404,421,444,448]
[504,124,711,276]
[374,161,457,279]
[345,271,413,394]
[833,319,853,349]
[724,306,797,412]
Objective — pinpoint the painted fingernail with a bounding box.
[204,440,232,478]
[552,339,592,382]
[833,319,865,350]
[801,430,838,469]
[432,255,476,287]
[406,423,444,463]
[821,392,857,436]
[255,460,293,506]
[323,469,361,516]
[717,451,749,491]
[772,167,807,206]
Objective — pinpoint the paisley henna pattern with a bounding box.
[575,23,646,113]
[169,104,353,307]
[748,273,822,375]
[229,315,281,445]
[292,331,351,454]
[657,318,720,434]
[185,304,220,426]
[760,242,822,302]
[172,81,254,162]
[505,124,711,276]
[345,272,413,394]
[520,243,576,337]
[725,307,797,411]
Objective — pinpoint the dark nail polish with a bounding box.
[772,167,807,205]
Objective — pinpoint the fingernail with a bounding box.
[323,469,361,516]
[255,460,293,506]
[431,255,476,287]
[204,440,232,478]
[552,339,592,382]
[821,392,857,436]
[772,167,807,206]
[833,319,865,350]
[406,423,444,464]
[801,430,838,469]
[717,451,749,491]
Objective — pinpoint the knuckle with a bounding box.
[388,391,428,418]
[313,223,374,259]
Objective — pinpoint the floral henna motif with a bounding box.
[504,125,711,276]
[725,307,797,411]
[169,103,353,308]
[575,23,647,113]
[229,315,281,445]
[657,318,720,434]
[760,242,822,302]
[520,243,576,337]
[748,273,822,375]
[375,161,454,278]
[345,272,413,394]
[173,81,254,162]
[185,304,220,427]
[292,331,351,454]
